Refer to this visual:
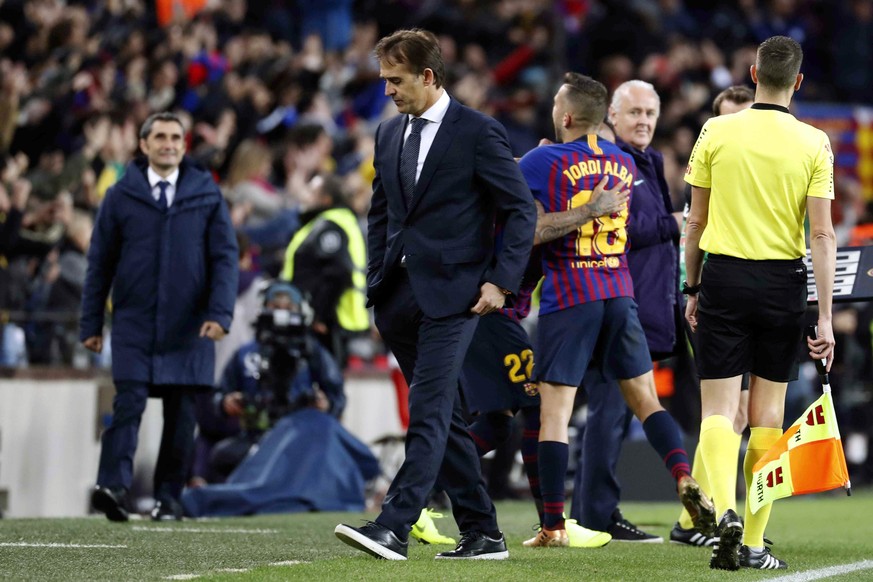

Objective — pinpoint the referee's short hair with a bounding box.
[756,36,803,90]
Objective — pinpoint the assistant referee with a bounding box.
[683,35,836,572]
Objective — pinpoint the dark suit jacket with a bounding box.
[366,98,536,319]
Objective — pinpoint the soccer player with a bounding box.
[411,179,627,549]
[518,72,714,548]
[671,84,755,547]
[684,36,836,570]
[464,254,611,548]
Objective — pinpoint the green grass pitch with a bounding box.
[1,491,871,581]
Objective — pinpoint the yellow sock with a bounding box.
[698,415,737,517]
[679,429,741,529]
[743,427,782,548]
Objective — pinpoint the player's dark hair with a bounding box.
[374,28,445,88]
[756,36,803,90]
[712,85,754,116]
[562,72,608,127]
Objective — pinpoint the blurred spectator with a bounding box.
[0,0,868,380]
[832,0,873,104]
[224,139,284,224]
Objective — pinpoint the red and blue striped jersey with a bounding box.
[518,135,637,315]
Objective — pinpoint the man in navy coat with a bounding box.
[80,112,238,521]
[335,29,536,560]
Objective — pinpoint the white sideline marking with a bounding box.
[164,560,307,580]
[767,560,873,582]
[132,526,278,534]
[0,542,127,549]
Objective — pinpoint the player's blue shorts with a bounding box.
[534,297,653,386]
[460,312,540,415]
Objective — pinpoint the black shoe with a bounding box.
[335,521,408,560]
[151,499,183,521]
[669,522,717,547]
[710,509,743,571]
[91,486,129,522]
[607,509,663,543]
[739,545,787,570]
[435,531,509,560]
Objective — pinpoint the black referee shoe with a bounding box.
[710,509,743,570]
[739,545,787,570]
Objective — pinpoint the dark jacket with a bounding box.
[618,138,680,356]
[79,157,239,385]
[367,98,536,318]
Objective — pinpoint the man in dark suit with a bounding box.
[335,29,536,560]
[80,112,238,521]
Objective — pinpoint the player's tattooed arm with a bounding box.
[534,177,629,245]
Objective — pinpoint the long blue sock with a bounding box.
[642,410,691,484]
[538,440,568,529]
[468,413,513,456]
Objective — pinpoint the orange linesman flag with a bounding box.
[750,391,850,514]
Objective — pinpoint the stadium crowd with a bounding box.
[1,0,872,485]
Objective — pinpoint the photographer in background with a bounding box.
[182,280,377,518]
[192,281,345,484]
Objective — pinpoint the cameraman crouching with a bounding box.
[196,281,345,483]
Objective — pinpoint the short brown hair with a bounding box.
[374,28,445,88]
[712,85,754,116]
[562,72,608,127]
[756,36,803,90]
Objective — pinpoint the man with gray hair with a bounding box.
[570,79,690,542]
[81,111,238,522]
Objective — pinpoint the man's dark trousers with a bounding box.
[373,271,497,539]
[570,367,633,531]
[97,381,197,502]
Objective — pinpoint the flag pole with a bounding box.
[806,325,852,496]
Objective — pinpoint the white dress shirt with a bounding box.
[147,166,180,208]
[403,89,451,184]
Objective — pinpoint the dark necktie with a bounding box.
[157,180,169,211]
[400,117,427,206]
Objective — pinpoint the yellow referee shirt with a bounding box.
[684,103,834,260]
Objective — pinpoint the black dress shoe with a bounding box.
[436,531,509,560]
[335,521,408,560]
[91,486,129,523]
[151,499,183,521]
